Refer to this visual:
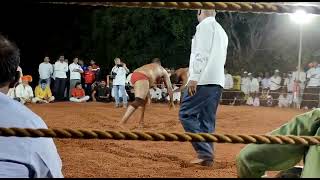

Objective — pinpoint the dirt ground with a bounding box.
[27,102,306,178]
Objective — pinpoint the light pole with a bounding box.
[290,9,313,79]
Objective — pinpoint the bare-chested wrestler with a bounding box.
[119,58,174,128]
[170,67,189,93]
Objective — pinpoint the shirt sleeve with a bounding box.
[189,23,214,82]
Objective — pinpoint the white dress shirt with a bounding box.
[38,62,53,80]
[15,84,34,99]
[241,77,250,95]
[111,66,128,86]
[261,78,270,89]
[269,76,281,91]
[69,63,83,80]
[54,61,68,79]
[292,70,306,89]
[249,78,259,93]
[188,16,228,87]
[306,67,320,87]
[0,92,63,178]
[224,74,234,90]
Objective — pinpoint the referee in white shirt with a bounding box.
[179,9,228,167]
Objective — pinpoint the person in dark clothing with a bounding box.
[92,80,111,103]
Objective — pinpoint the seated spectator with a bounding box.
[246,94,254,106]
[92,80,111,103]
[70,82,90,103]
[259,88,270,107]
[253,93,260,107]
[278,90,290,108]
[84,66,96,96]
[15,75,34,104]
[32,80,55,104]
[149,85,162,103]
[166,84,181,104]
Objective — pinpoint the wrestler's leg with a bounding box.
[119,80,149,125]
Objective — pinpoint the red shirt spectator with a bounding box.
[71,87,85,98]
[84,66,96,84]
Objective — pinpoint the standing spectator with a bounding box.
[69,58,83,97]
[269,69,282,105]
[64,59,70,100]
[286,73,294,107]
[241,71,250,96]
[257,72,264,84]
[301,61,320,109]
[111,58,130,108]
[15,75,34,104]
[90,59,100,74]
[84,66,96,96]
[248,73,259,94]
[38,56,53,85]
[179,9,228,167]
[222,69,234,105]
[92,80,111,103]
[53,55,68,101]
[292,66,306,109]
[32,80,55,104]
[69,82,90,103]
[261,72,271,90]
[17,66,23,83]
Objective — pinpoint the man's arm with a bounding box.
[161,67,174,108]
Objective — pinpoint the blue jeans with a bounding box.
[179,85,222,161]
[114,85,128,105]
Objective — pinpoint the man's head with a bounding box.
[40,80,47,89]
[88,66,93,71]
[197,9,216,23]
[274,69,280,76]
[243,71,248,77]
[152,58,161,65]
[114,58,121,65]
[73,57,79,64]
[90,59,95,65]
[75,82,82,89]
[282,73,287,78]
[0,35,20,89]
[59,55,64,62]
[21,76,32,86]
[44,56,50,63]
[100,80,106,87]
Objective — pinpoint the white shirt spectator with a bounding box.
[224,73,234,90]
[292,70,306,89]
[261,78,270,89]
[306,67,320,87]
[249,77,259,93]
[54,61,68,78]
[69,63,83,80]
[269,76,281,91]
[15,84,34,99]
[38,62,53,80]
[188,16,228,87]
[241,77,250,95]
[112,66,128,86]
[0,92,63,177]
[278,94,290,108]
[149,87,162,100]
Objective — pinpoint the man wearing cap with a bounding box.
[15,75,34,104]
[301,61,320,109]
[269,70,282,105]
[241,71,250,95]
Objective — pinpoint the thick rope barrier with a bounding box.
[44,2,320,16]
[1,127,320,145]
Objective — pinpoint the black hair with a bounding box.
[75,82,81,88]
[40,80,47,84]
[0,34,20,88]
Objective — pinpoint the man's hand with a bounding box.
[187,80,198,96]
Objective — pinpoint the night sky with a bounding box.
[0,2,97,87]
